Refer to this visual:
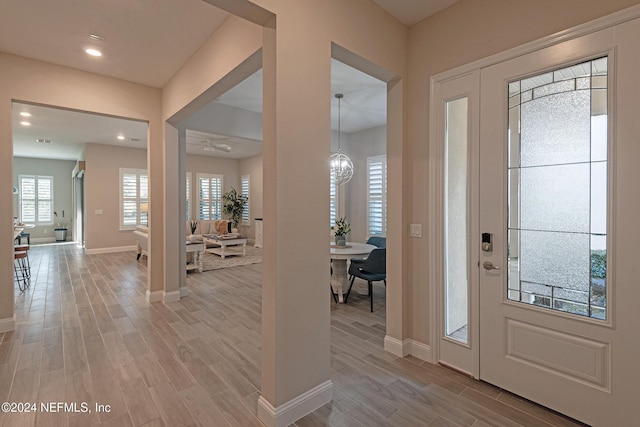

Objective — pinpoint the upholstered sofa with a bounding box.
[133,220,237,260]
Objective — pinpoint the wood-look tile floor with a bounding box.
[0,243,586,426]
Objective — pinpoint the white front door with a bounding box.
[478,20,640,426]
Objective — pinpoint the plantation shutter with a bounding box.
[367,155,387,236]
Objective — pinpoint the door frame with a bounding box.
[429,70,480,377]
[428,2,640,369]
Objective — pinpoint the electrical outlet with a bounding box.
[95,209,103,215]
[410,224,422,238]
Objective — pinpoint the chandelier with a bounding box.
[330,93,354,185]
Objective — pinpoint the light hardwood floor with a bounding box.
[1,243,585,426]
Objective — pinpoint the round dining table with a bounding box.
[330,241,376,303]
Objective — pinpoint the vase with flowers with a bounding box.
[332,217,351,246]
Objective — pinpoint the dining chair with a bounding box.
[345,247,386,312]
[348,236,386,281]
[366,236,386,248]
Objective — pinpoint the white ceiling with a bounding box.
[12,102,148,160]
[372,0,460,25]
[0,0,230,88]
[4,0,456,161]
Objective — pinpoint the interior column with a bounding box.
[258,17,333,427]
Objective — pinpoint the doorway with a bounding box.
[433,17,640,426]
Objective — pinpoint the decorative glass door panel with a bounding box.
[507,57,608,320]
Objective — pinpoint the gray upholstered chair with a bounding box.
[365,236,386,248]
[348,236,386,280]
[346,247,386,312]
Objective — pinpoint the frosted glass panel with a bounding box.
[508,107,520,168]
[445,97,468,343]
[591,162,607,235]
[533,79,575,98]
[507,57,608,320]
[521,90,591,166]
[520,163,590,233]
[520,230,590,291]
[591,115,607,161]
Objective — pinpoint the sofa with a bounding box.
[133,220,237,260]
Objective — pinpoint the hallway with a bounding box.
[1,244,583,426]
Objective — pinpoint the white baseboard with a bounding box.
[163,290,180,303]
[257,380,333,427]
[407,339,433,363]
[30,237,56,244]
[384,335,408,357]
[146,290,163,303]
[179,286,188,298]
[384,335,433,363]
[86,245,136,255]
[0,315,16,333]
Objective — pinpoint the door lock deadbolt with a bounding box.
[482,232,493,252]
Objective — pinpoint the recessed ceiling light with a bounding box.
[20,112,31,117]
[20,121,31,126]
[85,48,102,57]
[117,135,125,140]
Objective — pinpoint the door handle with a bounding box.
[483,261,500,270]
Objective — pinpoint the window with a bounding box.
[241,175,250,225]
[329,175,337,227]
[19,175,54,225]
[197,173,223,220]
[507,57,608,320]
[186,172,191,220]
[367,155,387,236]
[120,168,148,229]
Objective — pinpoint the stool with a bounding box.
[18,231,30,245]
[14,250,30,292]
[14,244,31,279]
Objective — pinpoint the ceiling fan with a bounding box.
[201,139,232,153]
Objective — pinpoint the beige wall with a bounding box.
[83,143,253,250]
[13,157,75,242]
[0,52,162,328]
[84,144,147,250]
[406,0,640,344]
[253,0,407,410]
[240,154,263,240]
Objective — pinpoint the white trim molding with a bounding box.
[407,339,433,363]
[384,335,407,357]
[179,286,188,298]
[163,290,181,303]
[384,335,433,363]
[30,237,57,244]
[85,245,137,255]
[146,290,163,303]
[257,380,333,427]
[0,315,16,333]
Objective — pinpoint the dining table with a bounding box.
[330,241,376,303]
[13,227,24,240]
[13,223,34,242]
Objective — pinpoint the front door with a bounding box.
[478,20,640,425]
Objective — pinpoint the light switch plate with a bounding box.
[410,224,422,238]
[95,209,103,215]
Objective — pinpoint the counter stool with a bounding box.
[14,243,31,277]
[14,250,30,292]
